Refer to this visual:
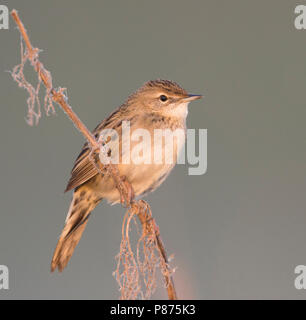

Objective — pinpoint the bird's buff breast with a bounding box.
[90,118,186,204]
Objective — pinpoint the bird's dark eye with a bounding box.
[159,95,168,102]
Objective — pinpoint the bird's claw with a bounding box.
[120,175,135,207]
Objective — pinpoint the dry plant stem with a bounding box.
[11,10,98,148]
[132,201,177,300]
[11,9,177,300]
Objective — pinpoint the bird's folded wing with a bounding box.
[65,145,99,192]
[64,106,131,192]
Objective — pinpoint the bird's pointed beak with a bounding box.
[183,94,203,102]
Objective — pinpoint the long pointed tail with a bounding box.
[51,186,102,272]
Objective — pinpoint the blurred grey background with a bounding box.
[0,0,306,299]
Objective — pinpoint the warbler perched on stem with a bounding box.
[51,79,202,272]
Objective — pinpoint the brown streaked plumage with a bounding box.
[51,79,202,272]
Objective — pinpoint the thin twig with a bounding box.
[10,9,177,300]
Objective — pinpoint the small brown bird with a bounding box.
[51,79,202,272]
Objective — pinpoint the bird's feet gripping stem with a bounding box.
[119,175,135,207]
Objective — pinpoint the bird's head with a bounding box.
[127,79,202,119]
